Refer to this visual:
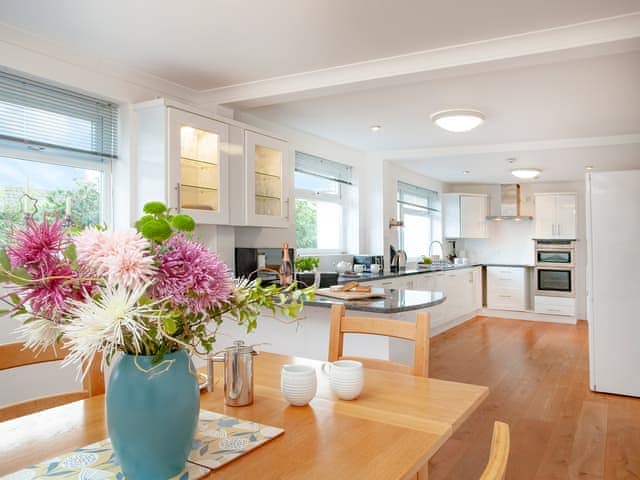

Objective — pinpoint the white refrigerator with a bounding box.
[587,170,640,397]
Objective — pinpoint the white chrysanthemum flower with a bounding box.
[14,316,62,353]
[63,282,157,374]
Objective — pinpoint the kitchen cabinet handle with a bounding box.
[284,197,290,220]
[381,281,393,286]
[556,223,561,236]
[175,182,181,211]
[499,295,512,298]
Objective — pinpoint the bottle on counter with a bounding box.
[279,243,293,287]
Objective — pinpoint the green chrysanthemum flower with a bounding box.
[140,219,172,242]
[143,201,167,215]
[171,214,196,232]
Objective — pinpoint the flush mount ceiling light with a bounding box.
[431,109,485,133]
[511,168,542,180]
[370,124,382,132]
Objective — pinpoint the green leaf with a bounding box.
[64,243,77,262]
[163,317,177,335]
[0,249,10,271]
[12,267,31,285]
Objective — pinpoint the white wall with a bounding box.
[446,181,587,319]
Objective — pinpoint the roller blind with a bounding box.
[397,181,440,213]
[0,70,118,160]
[295,151,353,185]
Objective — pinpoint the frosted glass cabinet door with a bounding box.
[168,108,229,224]
[245,130,290,228]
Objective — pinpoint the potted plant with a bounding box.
[294,256,320,287]
[0,201,313,480]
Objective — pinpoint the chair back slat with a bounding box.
[479,421,511,480]
[0,341,104,421]
[328,304,430,377]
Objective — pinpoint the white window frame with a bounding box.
[0,144,113,228]
[397,194,441,262]
[295,180,349,255]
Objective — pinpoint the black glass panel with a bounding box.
[537,251,572,264]
[537,269,572,292]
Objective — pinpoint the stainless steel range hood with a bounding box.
[486,184,533,221]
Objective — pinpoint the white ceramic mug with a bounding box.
[281,364,317,406]
[321,360,364,400]
[370,264,381,274]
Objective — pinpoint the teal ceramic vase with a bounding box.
[107,350,200,480]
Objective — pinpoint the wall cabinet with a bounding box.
[486,266,528,311]
[135,101,231,224]
[444,194,489,239]
[244,131,291,228]
[534,193,577,239]
[134,99,291,228]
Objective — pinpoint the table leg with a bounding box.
[417,463,428,479]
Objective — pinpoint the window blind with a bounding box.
[397,181,440,213]
[295,151,353,185]
[0,70,118,160]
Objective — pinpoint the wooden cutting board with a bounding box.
[315,287,387,300]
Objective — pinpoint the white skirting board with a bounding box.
[480,308,578,325]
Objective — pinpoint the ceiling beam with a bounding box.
[371,134,640,160]
[198,12,640,108]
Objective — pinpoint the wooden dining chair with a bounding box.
[0,342,104,422]
[328,304,430,377]
[479,421,511,480]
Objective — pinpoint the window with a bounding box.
[0,71,117,241]
[397,181,440,259]
[294,152,353,253]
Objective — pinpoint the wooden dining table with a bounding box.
[0,352,488,479]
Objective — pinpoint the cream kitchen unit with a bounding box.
[134,99,291,228]
[443,193,489,239]
[534,193,577,239]
[486,266,529,311]
[362,266,483,335]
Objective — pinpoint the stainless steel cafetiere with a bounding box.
[207,340,257,406]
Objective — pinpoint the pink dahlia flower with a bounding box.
[17,264,78,320]
[7,217,67,273]
[151,235,232,313]
[74,228,155,288]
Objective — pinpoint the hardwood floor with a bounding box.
[428,316,640,480]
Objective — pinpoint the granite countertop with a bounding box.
[337,263,481,284]
[305,288,445,313]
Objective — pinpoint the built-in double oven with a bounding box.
[535,240,575,297]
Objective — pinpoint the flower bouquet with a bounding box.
[0,201,313,479]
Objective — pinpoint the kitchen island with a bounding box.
[217,288,445,365]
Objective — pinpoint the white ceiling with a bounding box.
[246,51,640,151]
[0,0,639,89]
[390,143,640,183]
[1,0,639,183]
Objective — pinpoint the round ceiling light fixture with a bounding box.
[511,168,542,180]
[431,109,485,133]
[370,124,382,132]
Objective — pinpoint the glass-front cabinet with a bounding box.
[245,130,290,228]
[168,108,229,224]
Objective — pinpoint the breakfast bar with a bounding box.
[219,288,446,364]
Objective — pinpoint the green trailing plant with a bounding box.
[295,256,320,272]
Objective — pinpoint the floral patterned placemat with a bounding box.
[0,439,209,480]
[189,410,284,470]
[2,409,284,479]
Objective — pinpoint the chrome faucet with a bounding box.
[428,241,447,265]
